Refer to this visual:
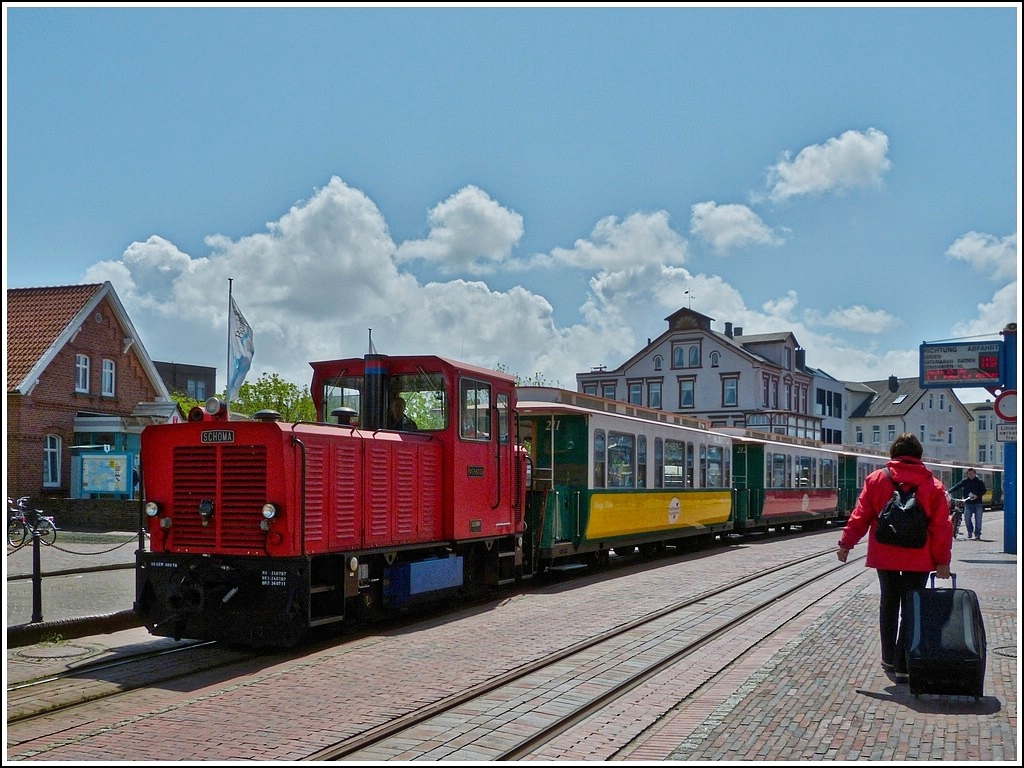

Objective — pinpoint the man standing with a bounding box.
[949,468,987,540]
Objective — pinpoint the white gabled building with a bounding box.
[843,377,971,463]
[575,307,823,440]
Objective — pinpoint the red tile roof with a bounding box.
[6,284,105,391]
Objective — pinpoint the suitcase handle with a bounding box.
[929,571,957,589]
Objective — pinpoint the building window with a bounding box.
[709,351,720,367]
[75,354,90,393]
[939,394,946,411]
[679,379,695,408]
[762,375,770,407]
[722,377,738,407]
[672,342,702,369]
[948,426,954,445]
[102,359,116,396]
[887,424,896,443]
[44,434,61,487]
[628,382,642,405]
[855,426,863,444]
[583,383,598,396]
[602,383,616,400]
[872,425,880,445]
[919,425,926,442]
[784,381,792,410]
[770,377,778,409]
[688,345,700,367]
[647,381,662,409]
[653,355,663,371]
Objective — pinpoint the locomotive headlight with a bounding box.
[198,498,215,525]
[145,502,160,517]
[261,503,277,519]
[204,397,224,416]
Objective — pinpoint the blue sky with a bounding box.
[4,4,1020,405]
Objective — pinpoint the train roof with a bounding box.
[309,354,517,385]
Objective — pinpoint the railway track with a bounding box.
[304,547,866,761]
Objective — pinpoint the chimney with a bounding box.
[795,349,806,369]
[725,322,733,338]
[734,326,743,337]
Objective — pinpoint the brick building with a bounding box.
[6,282,177,501]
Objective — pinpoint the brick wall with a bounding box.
[7,297,160,500]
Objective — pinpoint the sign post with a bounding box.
[997,325,1016,555]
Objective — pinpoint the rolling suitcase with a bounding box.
[903,573,986,699]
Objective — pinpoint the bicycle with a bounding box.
[7,497,58,549]
[946,493,969,541]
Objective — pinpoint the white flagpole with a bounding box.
[226,278,233,419]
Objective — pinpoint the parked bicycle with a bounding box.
[7,497,58,548]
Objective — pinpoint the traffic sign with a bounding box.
[994,389,1016,422]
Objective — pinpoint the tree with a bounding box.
[169,391,204,415]
[495,363,557,387]
[231,372,316,421]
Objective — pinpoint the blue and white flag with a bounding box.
[228,297,255,402]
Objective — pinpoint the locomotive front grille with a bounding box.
[171,444,269,551]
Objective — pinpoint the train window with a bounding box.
[822,458,836,488]
[393,372,448,431]
[768,452,790,488]
[654,438,664,487]
[637,436,647,488]
[460,379,491,439]
[324,378,363,423]
[593,429,606,488]
[796,455,812,487]
[607,432,635,488]
[685,441,695,487]
[497,393,509,444]
[664,439,684,488]
[704,444,725,488]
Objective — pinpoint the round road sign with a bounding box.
[993,389,1016,422]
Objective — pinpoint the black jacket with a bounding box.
[949,475,986,501]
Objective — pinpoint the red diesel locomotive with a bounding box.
[135,354,529,647]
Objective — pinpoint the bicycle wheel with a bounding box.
[7,518,27,548]
[36,518,57,545]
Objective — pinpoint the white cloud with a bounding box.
[394,185,524,274]
[803,305,902,334]
[764,128,892,202]
[689,201,783,253]
[946,231,1017,282]
[539,211,688,271]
